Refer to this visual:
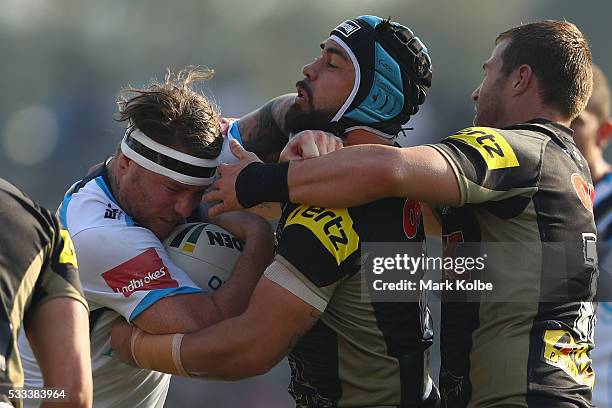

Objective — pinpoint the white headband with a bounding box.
[120,128,219,186]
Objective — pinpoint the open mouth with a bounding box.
[295,80,311,104]
[296,87,307,103]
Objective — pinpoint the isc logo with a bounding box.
[285,205,359,265]
[335,20,361,37]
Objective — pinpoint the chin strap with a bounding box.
[330,121,346,138]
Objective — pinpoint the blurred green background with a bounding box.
[1,1,609,406]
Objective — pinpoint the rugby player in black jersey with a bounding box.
[111,15,441,407]
[203,20,597,407]
[0,178,92,408]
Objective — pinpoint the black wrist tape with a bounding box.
[235,161,290,208]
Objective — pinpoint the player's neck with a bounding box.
[343,128,394,146]
[505,99,571,128]
[106,158,123,205]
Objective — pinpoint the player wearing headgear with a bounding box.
[111,15,440,408]
[217,16,431,165]
[326,15,431,138]
[18,68,275,408]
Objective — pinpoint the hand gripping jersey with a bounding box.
[19,129,241,408]
[429,120,597,408]
[0,178,86,408]
[266,197,438,407]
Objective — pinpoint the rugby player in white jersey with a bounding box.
[17,69,277,408]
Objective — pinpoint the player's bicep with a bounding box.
[242,275,322,365]
[233,95,294,162]
[132,292,217,334]
[395,145,462,206]
[71,226,203,326]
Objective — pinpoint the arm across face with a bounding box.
[228,94,342,163]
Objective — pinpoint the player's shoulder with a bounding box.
[62,175,135,235]
[279,204,360,267]
[216,119,243,165]
[0,178,58,249]
[442,125,549,174]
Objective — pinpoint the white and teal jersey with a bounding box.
[19,162,205,408]
[20,124,242,408]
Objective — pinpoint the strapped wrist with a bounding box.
[235,161,290,207]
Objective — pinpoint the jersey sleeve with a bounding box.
[429,126,539,206]
[268,205,360,310]
[217,120,243,165]
[27,211,88,313]
[71,224,202,322]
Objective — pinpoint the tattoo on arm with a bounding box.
[238,95,295,163]
[287,308,322,351]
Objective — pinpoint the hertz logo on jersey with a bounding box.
[285,205,359,265]
[449,127,520,170]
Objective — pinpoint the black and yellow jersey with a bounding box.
[266,197,436,407]
[0,178,86,407]
[429,120,597,407]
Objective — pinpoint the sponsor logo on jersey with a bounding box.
[102,248,178,297]
[334,20,361,37]
[449,127,519,170]
[104,203,123,220]
[59,229,78,267]
[542,329,594,388]
[403,199,422,239]
[285,205,359,265]
[571,173,594,212]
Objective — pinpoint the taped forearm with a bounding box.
[130,328,190,377]
[129,327,246,380]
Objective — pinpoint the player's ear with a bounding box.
[597,118,612,147]
[511,64,533,96]
[118,153,133,169]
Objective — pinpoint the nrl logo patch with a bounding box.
[335,20,361,37]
